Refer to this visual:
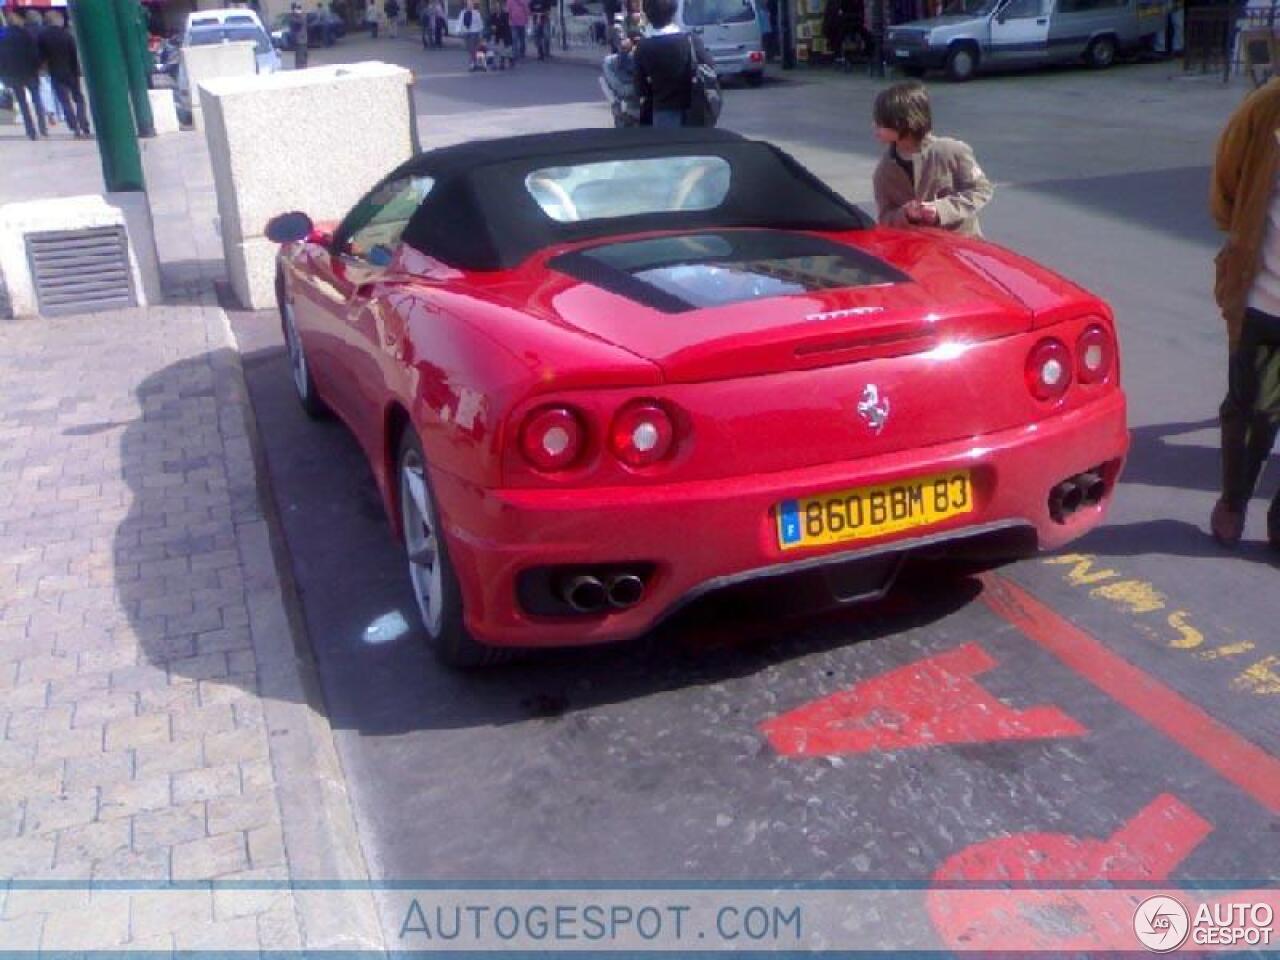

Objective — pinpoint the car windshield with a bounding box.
[188,25,271,53]
[682,0,756,24]
[942,0,998,14]
[525,156,731,223]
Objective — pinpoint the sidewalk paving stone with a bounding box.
[0,129,382,949]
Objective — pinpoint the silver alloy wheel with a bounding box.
[283,300,309,401]
[400,450,444,638]
[950,48,974,79]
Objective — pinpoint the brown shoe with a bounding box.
[1211,498,1245,547]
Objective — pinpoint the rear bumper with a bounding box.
[709,52,765,75]
[436,391,1127,647]
[888,46,949,69]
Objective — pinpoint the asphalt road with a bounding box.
[231,41,1280,927]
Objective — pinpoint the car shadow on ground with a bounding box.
[112,336,995,735]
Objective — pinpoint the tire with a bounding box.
[900,64,926,77]
[1086,34,1116,68]
[397,428,505,668]
[277,272,329,419]
[745,71,764,87]
[945,44,977,82]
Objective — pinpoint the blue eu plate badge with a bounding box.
[778,500,802,546]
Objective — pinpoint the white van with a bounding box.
[175,7,281,121]
[677,0,766,85]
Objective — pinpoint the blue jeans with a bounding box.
[652,108,684,128]
[512,23,527,57]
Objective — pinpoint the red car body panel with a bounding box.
[279,221,1129,649]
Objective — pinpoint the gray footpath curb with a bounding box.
[210,306,385,951]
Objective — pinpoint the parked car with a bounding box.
[680,0,766,84]
[264,128,1128,666]
[175,9,281,123]
[270,10,347,49]
[887,0,1167,81]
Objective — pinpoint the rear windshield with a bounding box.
[525,156,731,223]
[550,231,907,313]
[683,0,756,24]
[188,25,271,53]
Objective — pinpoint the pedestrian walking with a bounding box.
[385,0,400,37]
[1209,78,1280,550]
[0,10,45,140]
[364,1,380,36]
[461,0,484,67]
[490,0,514,65]
[870,81,992,237]
[289,3,309,66]
[508,0,529,57]
[427,0,446,45]
[633,0,712,127]
[530,0,551,58]
[36,10,90,137]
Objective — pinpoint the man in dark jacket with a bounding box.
[37,10,90,137]
[0,10,44,140]
[633,0,712,127]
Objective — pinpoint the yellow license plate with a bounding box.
[776,470,973,550]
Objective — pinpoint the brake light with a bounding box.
[519,406,584,472]
[1076,324,1113,384]
[1025,338,1071,402]
[610,402,675,467]
[749,50,765,62]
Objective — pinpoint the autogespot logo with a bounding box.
[1134,895,1191,953]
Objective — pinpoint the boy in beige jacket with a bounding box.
[871,81,993,238]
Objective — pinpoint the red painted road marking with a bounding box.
[933,793,1211,886]
[761,642,1086,756]
[982,573,1280,814]
[928,794,1214,950]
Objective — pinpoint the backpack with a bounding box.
[685,35,722,128]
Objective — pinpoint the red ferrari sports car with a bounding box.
[266,128,1128,666]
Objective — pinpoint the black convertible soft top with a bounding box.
[373,128,871,271]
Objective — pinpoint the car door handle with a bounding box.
[1035,17,1046,22]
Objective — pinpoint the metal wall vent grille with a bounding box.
[25,226,136,317]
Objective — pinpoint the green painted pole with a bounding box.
[69,0,145,191]
[112,0,155,137]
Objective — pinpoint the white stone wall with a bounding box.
[198,63,415,310]
[179,41,257,131]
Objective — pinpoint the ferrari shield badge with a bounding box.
[857,384,890,434]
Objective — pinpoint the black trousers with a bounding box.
[50,75,89,134]
[1220,307,1280,509]
[4,76,45,139]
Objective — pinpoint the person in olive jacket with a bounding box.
[0,9,44,140]
[37,10,90,138]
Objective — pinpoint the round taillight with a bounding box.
[610,402,675,467]
[1076,324,1113,384]
[1025,338,1072,402]
[519,406,584,472]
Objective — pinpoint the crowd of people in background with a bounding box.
[0,7,90,142]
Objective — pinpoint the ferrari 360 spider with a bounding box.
[266,128,1128,665]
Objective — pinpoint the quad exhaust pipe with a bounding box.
[559,572,647,613]
[1048,470,1107,523]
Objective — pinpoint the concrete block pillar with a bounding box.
[198,63,416,310]
[179,41,256,131]
[148,89,181,135]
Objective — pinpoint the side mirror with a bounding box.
[265,210,315,243]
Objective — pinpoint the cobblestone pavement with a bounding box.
[0,130,380,950]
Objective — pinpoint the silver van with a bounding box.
[886,0,1166,81]
[678,0,767,85]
